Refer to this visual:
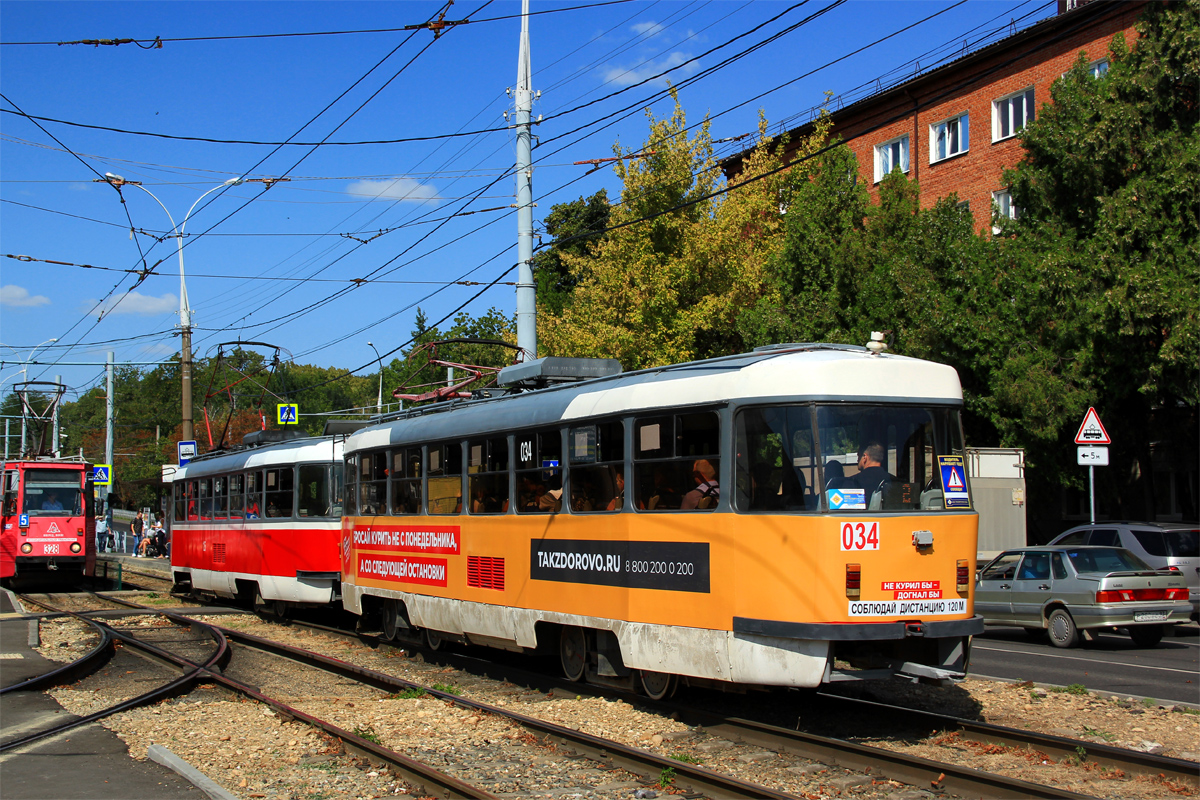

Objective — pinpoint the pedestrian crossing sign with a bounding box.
[93,464,112,485]
[936,455,971,509]
[277,403,299,425]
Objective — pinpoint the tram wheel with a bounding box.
[559,627,587,682]
[424,629,445,651]
[381,601,402,641]
[273,600,291,620]
[637,669,676,701]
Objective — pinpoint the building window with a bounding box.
[874,135,909,182]
[930,113,969,163]
[1088,59,1109,78]
[992,190,1019,233]
[993,88,1035,141]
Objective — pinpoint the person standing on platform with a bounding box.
[131,511,145,557]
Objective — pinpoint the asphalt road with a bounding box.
[970,624,1199,705]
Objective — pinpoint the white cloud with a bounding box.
[346,178,440,203]
[1,285,51,308]
[86,291,178,318]
[603,52,699,88]
[631,21,665,38]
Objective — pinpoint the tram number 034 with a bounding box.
[841,521,880,551]
[626,559,695,576]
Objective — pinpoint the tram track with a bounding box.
[105,598,1105,800]
[240,613,1195,799]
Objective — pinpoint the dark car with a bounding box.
[1049,522,1199,619]
[975,546,1191,648]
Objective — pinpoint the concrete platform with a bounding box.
[0,590,205,799]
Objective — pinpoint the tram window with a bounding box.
[265,467,294,518]
[359,450,388,516]
[245,471,263,519]
[228,473,245,519]
[428,442,463,515]
[634,412,720,512]
[814,404,966,512]
[343,457,357,516]
[735,407,817,512]
[213,476,229,519]
[298,465,332,517]
[174,481,186,521]
[468,437,509,514]
[21,469,82,516]
[570,421,625,512]
[516,429,563,514]
[199,478,213,520]
[332,463,344,517]
[187,480,199,521]
[4,470,18,515]
[391,448,422,515]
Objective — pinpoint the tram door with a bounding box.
[1,468,18,579]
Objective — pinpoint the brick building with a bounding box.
[723,0,1146,233]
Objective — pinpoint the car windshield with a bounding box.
[1066,548,1152,574]
[1130,528,1199,558]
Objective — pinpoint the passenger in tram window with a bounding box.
[854,442,893,507]
[537,473,563,513]
[644,466,682,510]
[681,459,719,510]
[605,470,625,511]
[246,499,260,519]
[41,491,64,511]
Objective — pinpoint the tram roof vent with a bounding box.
[242,429,308,447]
[498,356,622,389]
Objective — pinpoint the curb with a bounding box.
[148,744,241,800]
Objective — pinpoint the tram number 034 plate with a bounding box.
[841,521,880,551]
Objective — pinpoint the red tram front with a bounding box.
[1,459,96,582]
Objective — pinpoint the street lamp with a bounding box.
[367,342,383,414]
[101,174,243,442]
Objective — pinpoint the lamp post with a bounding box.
[100,174,243,443]
[367,342,383,414]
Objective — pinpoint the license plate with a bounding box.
[1134,612,1169,622]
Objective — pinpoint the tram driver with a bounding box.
[855,442,894,508]
[41,491,64,511]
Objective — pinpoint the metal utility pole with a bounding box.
[514,0,537,361]
[53,374,61,457]
[104,351,115,512]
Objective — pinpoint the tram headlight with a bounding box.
[20,543,33,554]
[845,563,861,599]
[70,542,82,553]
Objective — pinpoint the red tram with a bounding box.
[1,458,96,582]
[167,431,346,614]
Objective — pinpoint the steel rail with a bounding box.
[1,600,115,695]
[0,599,227,753]
[815,692,1200,789]
[211,624,800,800]
[92,595,497,800]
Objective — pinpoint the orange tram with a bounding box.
[1,458,96,583]
[340,344,983,697]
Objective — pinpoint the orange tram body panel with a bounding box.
[1,458,96,582]
[168,433,344,609]
[341,345,983,692]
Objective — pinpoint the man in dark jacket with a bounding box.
[855,442,892,507]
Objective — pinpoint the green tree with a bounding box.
[532,189,610,315]
[995,0,1199,515]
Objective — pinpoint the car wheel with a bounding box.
[1047,608,1078,648]
[1128,624,1164,648]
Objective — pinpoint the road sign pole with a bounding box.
[1089,464,1095,524]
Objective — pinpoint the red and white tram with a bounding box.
[168,431,345,612]
[1,458,96,583]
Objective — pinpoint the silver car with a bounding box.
[1049,522,1199,620]
[975,546,1191,648]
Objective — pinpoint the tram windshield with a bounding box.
[22,469,82,516]
[735,403,967,513]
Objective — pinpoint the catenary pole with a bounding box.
[104,351,114,516]
[514,0,537,361]
[53,374,61,457]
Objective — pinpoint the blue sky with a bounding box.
[1,0,1056,401]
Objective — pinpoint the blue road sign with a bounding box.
[93,464,112,486]
[277,403,299,425]
[178,440,197,466]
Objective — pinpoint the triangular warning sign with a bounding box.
[947,469,964,491]
[47,521,60,534]
[1074,407,1111,445]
